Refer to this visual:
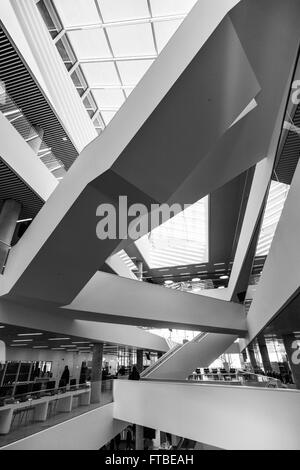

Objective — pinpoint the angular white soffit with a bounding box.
[1,0,241,297]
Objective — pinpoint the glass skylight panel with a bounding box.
[154,19,183,53]
[81,62,120,86]
[117,59,154,85]
[93,89,125,109]
[150,0,198,17]
[37,0,62,39]
[53,0,100,27]
[101,110,117,125]
[97,0,149,22]
[106,23,156,57]
[68,29,111,60]
[256,181,289,257]
[56,35,76,71]
[70,66,88,96]
[136,197,209,269]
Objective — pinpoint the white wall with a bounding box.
[2,403,128,450]
[114,380,300,450]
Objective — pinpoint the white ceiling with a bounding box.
[53,0,198,125]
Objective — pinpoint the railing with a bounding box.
[0,379,114,442]
[188,370,282,388]
[141,333,207,378]
[140,344,182,377]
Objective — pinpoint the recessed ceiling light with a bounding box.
[0,326,5,329]
[219,275,229,280]
[192,278,201,282]
[62,137,68,141]
[10,344,28,347]
[164,280,173,285]
[48,338,70,341]
[218,286,226,289]
[13,339,33,342]
[18,333,43,336]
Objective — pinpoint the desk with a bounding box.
[0,387,91,434]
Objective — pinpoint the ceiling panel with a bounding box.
[93,88,125,108]
[107,23,155,57]
[101,110,117,125]
[117,59,154,85]
[150,0,198,17]
[81,62,120,86]
[154,19,183,53]
[68,29,111,59]
[97,0,149,22]
[54,0,100,27]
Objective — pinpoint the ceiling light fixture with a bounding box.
[192,278,201,282]
[219,275,229,280]
[48,338,70,341]
[17,333,43,336]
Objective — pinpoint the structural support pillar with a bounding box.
[247,344,258,371]
[90,343,103,404]
[136,260,143,281]
[257,335,272,373]
[282,334,300,389]
[136,349,143,373]
[135,425,144,450]
[0,199,22,271]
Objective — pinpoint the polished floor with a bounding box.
[0,391,112,448]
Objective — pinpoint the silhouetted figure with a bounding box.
[129,365,140,381]
[117,365,126,377]
[59,366,70,388]
[126,427,134,450]
[115,433,121,450]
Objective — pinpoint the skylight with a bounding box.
[136,197,209,269]
[41,0,198,127]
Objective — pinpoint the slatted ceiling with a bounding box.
[275,103,300,185]
[0,23,78,170]
[0,158,43,219]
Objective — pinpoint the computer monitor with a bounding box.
[46,381,56,391]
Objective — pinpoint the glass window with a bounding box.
[56,35,76,71]
[37,0,62,39]
[83,91,98,118]
[71,66,88,97]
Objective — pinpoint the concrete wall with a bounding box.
[2,403,127,450]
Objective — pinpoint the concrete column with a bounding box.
[247,344,258,370]
[258,335,272,373]
[0,199,22,270]
[282,334,300,389]
[135,425,144,450]
[90,343,103,404]
[0,340,6,363]
[153,430,161,449]
[136,260,143,281]
[137,349,143,373]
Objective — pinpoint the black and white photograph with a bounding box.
[0,0,299,455]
